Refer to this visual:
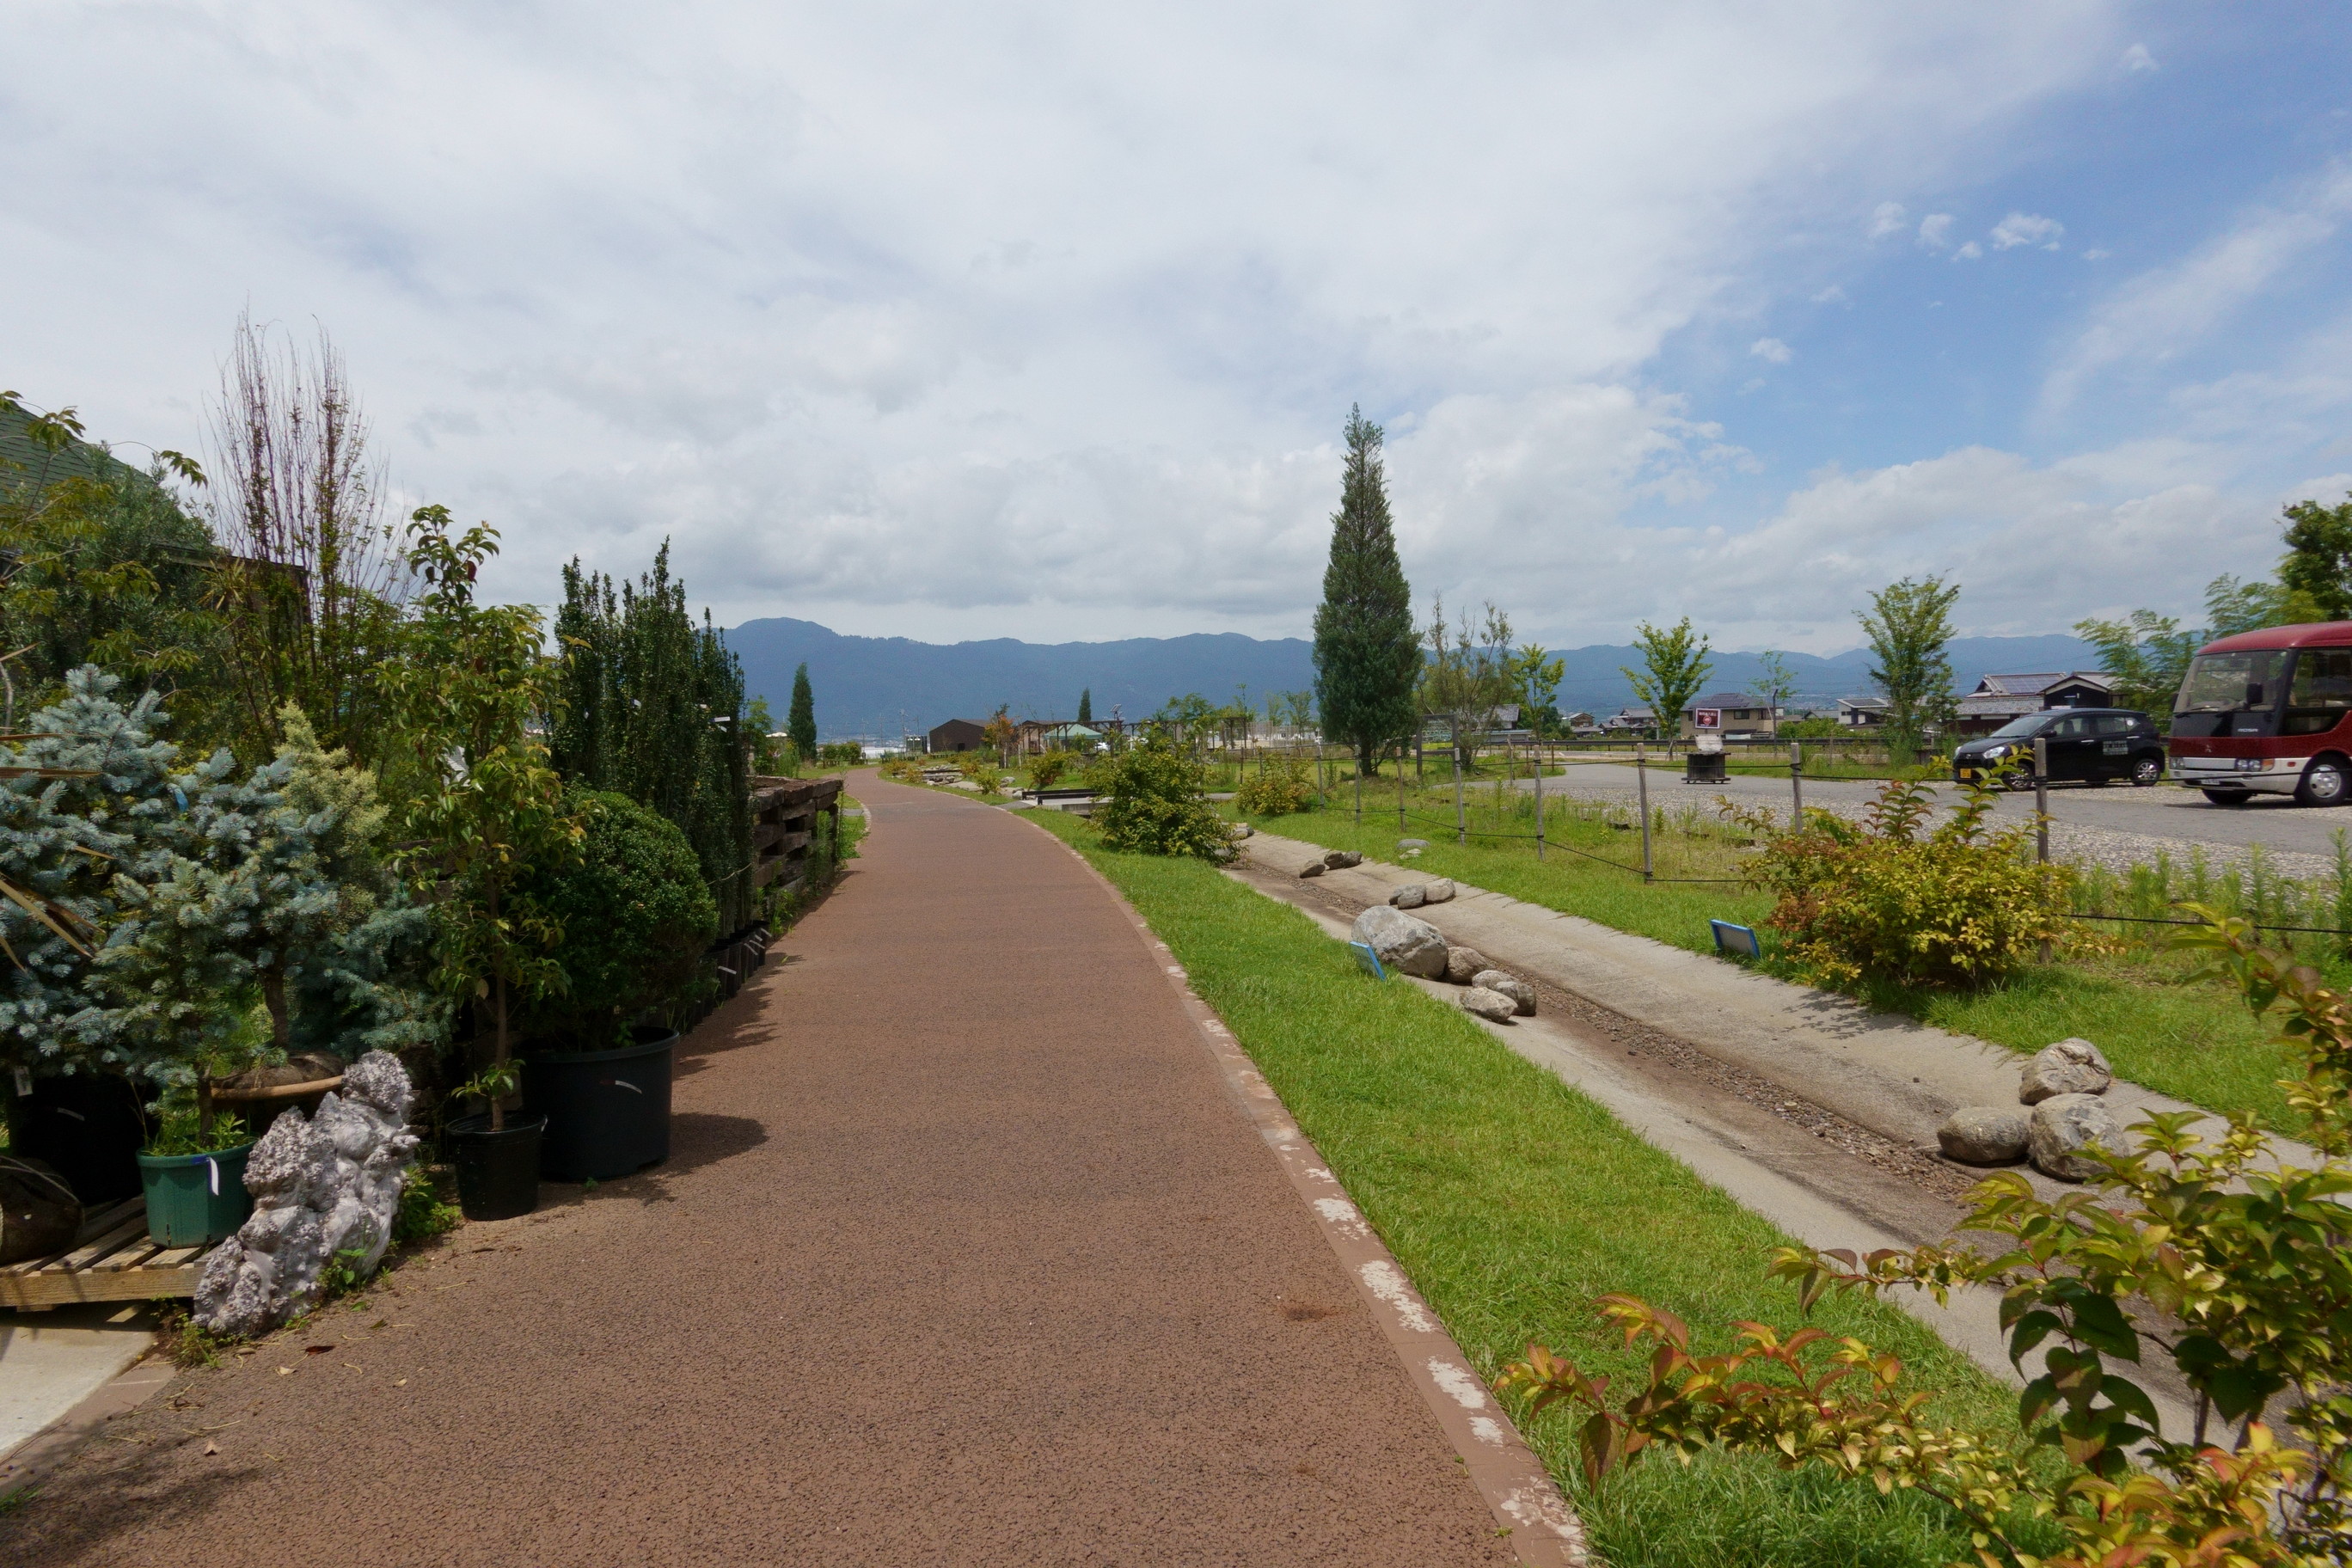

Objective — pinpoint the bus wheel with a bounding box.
[2201,787,2251,805]
[2297,757,2349,806]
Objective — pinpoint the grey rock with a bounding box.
[2027,1093,2123,1182]
[1420,879,1455,904]
[1398,838,1429,849]
[1936,1106,2029,1165]
[1444,945,1493,985]
[1322,849,1363,870]
[1388,884,1426,910]
[1350,904,1450,979]
[1296,861,1326,878]
[196,1050,420,1338]
[1459,987,1519,1023]
[1228,823,1254,839]
[1472,970,1536,1015]
[2019,1038,2112,1104]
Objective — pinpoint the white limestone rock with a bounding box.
[194,1050,420,1338]
[1937,1106,2029,1166]
[1443,946,1493,985]
[1420,879,1455,904]
[2027,1093,2122,1182]
[1471,970,1536,1016]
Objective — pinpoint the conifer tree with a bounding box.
[1077,688,1093,726]
[788,663,818,761]
[1312,407,1420,777]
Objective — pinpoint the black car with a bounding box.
[1952,708,2166,790]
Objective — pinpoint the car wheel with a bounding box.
[2296,756,2349,806]
[2004,770,2037,793]
[2201,787,2251,805]
[2131,755,2163,786]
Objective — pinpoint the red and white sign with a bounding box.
[1693,708,1721,730]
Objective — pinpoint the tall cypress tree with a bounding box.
[1312,407,1420,777]
[787,663,818,759]
[1076,688,1093,725]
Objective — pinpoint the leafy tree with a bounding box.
[2073,609,2205,718]
[1755,651,1799,720]
[1509,643,1565,737]
[384,507,578,1129]
[982,704,1016,763]
[2205,573,2294,638]
[2281,492,2352,622]
[787,662,818,760]
[0,395,224,738]
[744,695,787,775]
[1859,576,1958,762]
[548,546,753,934]
[1620,618,1713,740]
[1076,688,1093,725]
[1421,597,1518,761]
[1312,407,1421,779]
[1498,909,2352,1563]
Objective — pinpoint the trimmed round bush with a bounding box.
[522,789,719,1048]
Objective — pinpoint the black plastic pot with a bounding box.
[524,1026,676,1181]
[447,1112,546,1221]
[5,1072,156,1204]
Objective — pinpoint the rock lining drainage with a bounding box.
[1227,831,2234,1442]
[1037,826,1589,1568]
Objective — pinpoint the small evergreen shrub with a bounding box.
[1094,734,1230,860]
[518,789,719,1048]
[1737,777,2070,988]
[1027,750,1081,789]
[1234,756,1314,817]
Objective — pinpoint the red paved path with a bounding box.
[1,775,1513,1566]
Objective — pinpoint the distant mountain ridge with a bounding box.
[724,616,2103,740]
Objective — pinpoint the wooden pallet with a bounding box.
[0,1197,205,1310]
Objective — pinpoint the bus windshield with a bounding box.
[2176,651,2286,714]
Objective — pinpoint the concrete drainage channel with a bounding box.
[1222,829,2311,1444]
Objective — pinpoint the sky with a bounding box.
[6,3,2352,654]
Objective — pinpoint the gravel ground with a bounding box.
[0,775,1516,1568]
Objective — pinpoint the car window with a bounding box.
[1988,715,2048,739]
[2047,714,2087,738]
[2093,714,2135,736]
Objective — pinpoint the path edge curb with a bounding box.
[1015,812,1589,1568]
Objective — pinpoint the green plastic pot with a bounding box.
[137,1142,255,1246]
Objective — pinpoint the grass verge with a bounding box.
[1249,795,2308,1136]
[1020,805,2054,1568]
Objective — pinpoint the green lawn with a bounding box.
[1247,794,2311,1138]
[1020,805,2055,1568]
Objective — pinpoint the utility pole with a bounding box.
[2035,735,2052,965]
[1789,740,1803,821]
[1636,740,1653,881]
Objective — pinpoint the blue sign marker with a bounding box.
[1709,920,1761,959]
[1348,940,1387,980]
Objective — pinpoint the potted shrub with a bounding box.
[518,788,717,1180]
[385,507,577,1222]
[136,1101,254,1246]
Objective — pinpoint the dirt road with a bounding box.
[0,775,1515,1567]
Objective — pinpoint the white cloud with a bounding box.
[1749,336,1794,363]
[0,3,2149,640]
[1811,284,1848,303]
[1918,212,1957,248]
[1868,200,1908,239]
[1954,241,1984,260]
[2082,248,2111,260]
[1990,211,2065,248]
[2120,42,2157,72]
[2044,162,2352,410]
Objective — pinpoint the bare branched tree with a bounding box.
[205,313,412,763]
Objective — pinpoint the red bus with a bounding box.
[2169,621,2352,805]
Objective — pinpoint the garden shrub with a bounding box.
[1028,749,1081,790]
[517,788,718,1048]
[1736,777,2070,988]
[1499,908,2352,1564]
[1093,733,1230,860]
[1233,756,1314,817]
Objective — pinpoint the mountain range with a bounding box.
[723,617,2103,740]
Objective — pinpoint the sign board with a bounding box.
[1695,732,1722,754]
[1694,708,1720,731]
[1347,940,1387,980]
[1709,920,1761,959]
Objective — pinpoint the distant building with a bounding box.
[1680,690,1777,741]
[1950,671,2117,734]
[927,718,988,753]
[1602,707,1657,734]
[1837,696,1890,728]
